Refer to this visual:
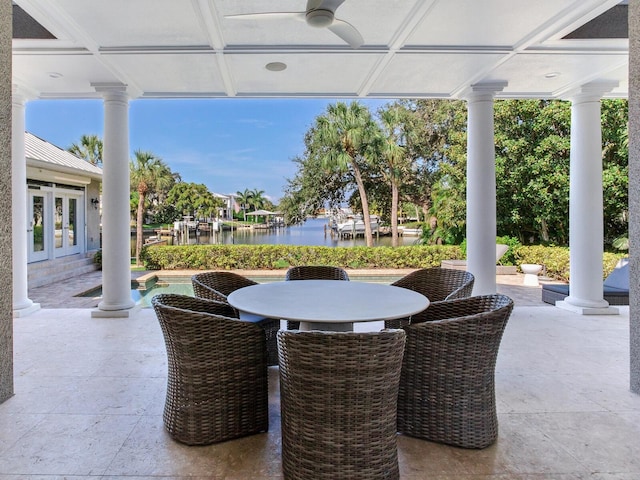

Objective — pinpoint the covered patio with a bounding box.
[2,279,638,477]
[1,1,640,477]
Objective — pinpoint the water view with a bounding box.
[80,272,406,308]
[137,217,420,252]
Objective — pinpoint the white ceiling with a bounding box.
[11,0,629,100]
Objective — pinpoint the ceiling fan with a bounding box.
[225,0,364,49]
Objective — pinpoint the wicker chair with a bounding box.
[151,294,269,445]
[385,267,475,329]
[191,271,280,366]
[278,329,406,480]
[397,294,514,449]
[284,266,350,330]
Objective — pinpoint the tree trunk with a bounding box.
[391,180,399,247]
[352,165,374,247]
[136,191,145,266]
[540,218,550,242]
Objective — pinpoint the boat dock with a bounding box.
[329,213,379,239]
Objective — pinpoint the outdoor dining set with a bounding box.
[152,266,514,480]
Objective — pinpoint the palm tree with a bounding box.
[379,106,413,247]
[249,188,266,211]
[235,189,253,221]
[130,150,174,266]
[68,134,103,166]
[313,101,380,247]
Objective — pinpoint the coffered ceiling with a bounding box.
[11,0,628,100]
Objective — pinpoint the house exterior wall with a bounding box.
[629,0,640,394]
[0,0,13,403]
[26,166,101,261]
[86,179,101,251]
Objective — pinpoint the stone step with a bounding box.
[28,254,99,288]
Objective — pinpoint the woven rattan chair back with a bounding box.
[191,271,258,302]
[397,294,514,448]
[191,271,280,366]
[385,267,475,329]
[285,265,350,281]
[284,266,349,329]
[392,267,474,301]
[152,293,268,445]
[278,329,406,480]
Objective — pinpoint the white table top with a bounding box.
[227,280,429,324]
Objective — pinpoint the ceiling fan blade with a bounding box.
[328,19,364,48]
[306,0,327,11]
[225,12,305,21]
[308,0,346,12]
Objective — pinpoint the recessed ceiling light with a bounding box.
[47,72,63,79]
[266,62,287,72]
[544,72,560,79]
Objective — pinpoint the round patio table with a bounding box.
[227,279,429,331]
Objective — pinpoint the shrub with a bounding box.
[459,236,522,265]
[93,249,102,270]
[513,245,625,282]
[139,243,626,282]
[140,244,464,271]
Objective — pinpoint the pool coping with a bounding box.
[136,268,419,284]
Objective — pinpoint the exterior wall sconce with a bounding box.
[90,198,100,209]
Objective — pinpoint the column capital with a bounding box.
[12,84,36,105]
[462,81,508,102]
[92,82,129,101]
[566,81,619,104]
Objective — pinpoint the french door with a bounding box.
[54,192,83,257]
[28,187,85,262]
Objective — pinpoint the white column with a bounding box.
[557,82,619,315]
[92,84,136,317]
[12,86,40,317]
[465,82,506,295]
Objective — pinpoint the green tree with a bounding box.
[403,99,468,244]
[311,101,382,247]
[378,106,412,246]
[249,188,266,211]
[494,99,572,244]
[166,182,222,219]
[235,188,252,221]
[280,150,349,225]
[600,99,629,247]
[130,150,174,266]
[68,134,103,166]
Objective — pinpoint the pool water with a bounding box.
[79,274,401,308]
[133,281,195,307]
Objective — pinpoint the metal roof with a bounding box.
[25,132,102,179]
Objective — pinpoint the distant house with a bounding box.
[211,192,234,220]
[25,132,102,266]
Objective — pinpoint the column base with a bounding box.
[92,303,142,318]
[13,302,41,318]
[556,300,619,316]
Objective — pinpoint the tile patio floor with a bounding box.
[1,271,638,478]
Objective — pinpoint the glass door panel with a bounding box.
[28,191,49,262]
[55,196,63,250]
[68,197,78,247]
[54,193,83,257]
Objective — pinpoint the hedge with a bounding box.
[514,245,625,282]
[141,244,464,271]
[139,243,627,283]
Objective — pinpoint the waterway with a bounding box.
[139,217,420,251]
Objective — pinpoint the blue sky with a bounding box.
[26,98,388,202]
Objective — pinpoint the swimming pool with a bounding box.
[78,273,403,308]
